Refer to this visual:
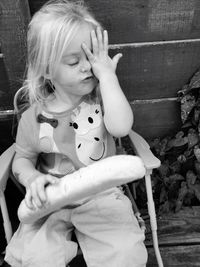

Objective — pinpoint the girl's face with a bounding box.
[52,23,98,102]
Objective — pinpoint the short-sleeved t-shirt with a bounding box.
[16,95,116,178]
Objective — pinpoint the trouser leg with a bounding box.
[6,210,77,267]
[72,188,147,267]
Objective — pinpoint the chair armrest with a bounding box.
[0,144,16,192]
[128,130,160,170]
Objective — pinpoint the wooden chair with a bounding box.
[0,89,164,267]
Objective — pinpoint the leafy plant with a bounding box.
[150,69,200,214]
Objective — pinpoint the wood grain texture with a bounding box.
[146,207,200,267]
[131,99,182,140]
[0,0,30,100]
[1,39,200,109]
[147,245,200,267]
[68,246,200,267]
[146,207,200,246]
[28,0,200,43]
[110,40,200,100]
[0,58,11,110]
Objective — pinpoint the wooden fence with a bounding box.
[2,0,200,142]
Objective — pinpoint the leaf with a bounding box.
[159,187,168,203]
[177,154,187,163]
[194,147,200,162]
[168,131,188,148]
[168,174,185,182]
[198,120,200,134]
[194,161,200,176]
[187,128,199,148]
[189,183,200,202]
[182,121,193,128]
[180,94,196,123]
[169,161,181,174]
[168,181,181,200]
[150,137,171,156]
[184,148,193,157]
[186,170,197,186]
[149,138,161,155]
[159,138,171,155]
[159,201,170,214]
[177,84,190,97]
[189,69,200,89]
[158,161,170,177]
[175,181,188,212]
[192,107,200,125]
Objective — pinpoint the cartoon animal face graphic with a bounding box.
[70,102,107,165]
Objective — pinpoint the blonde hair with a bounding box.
[22,0,100,105]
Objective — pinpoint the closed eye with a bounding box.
[62,56,80,66]
[68,61,79,66]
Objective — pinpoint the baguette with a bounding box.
[18,155,145,224]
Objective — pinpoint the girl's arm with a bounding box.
[12,154,40,187]
[12,155,58,209]
[82,27,133,137]
[98,72,133,137]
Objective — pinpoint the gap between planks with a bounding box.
[131,98,178,105]
[109,38,200,50]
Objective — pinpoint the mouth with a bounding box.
[83,76,94,82]
[89,142,105,161]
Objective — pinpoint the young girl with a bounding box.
[5,0,148,266]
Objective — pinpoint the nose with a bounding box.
[81,58,91,73]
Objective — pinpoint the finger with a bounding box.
[34,175,55,205]
[82,43,95,63]
[40,175,59,204]
[25,189,35,210]
[91,29,98,55]
[96,27,103,51]
[112,53,123,68]
[37,183,47,204]
[31,184,43,208]
[103,30,108,52]
[46,174,59,185]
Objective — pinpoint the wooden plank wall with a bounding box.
[27,0,200,140]
[0,0,30,109]
[0,0,30,153]
[1,0,200,145]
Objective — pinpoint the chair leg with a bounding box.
[0,191,12,243]
[145,172,164,267]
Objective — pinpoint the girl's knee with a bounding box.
[114,236,148,266]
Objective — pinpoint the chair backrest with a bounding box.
[1,88,29,190]
[0,144,15,192]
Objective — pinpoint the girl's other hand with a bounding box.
[25,174,59,210]
[82,27,122,80]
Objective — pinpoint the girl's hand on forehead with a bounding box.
[82,27,122,80]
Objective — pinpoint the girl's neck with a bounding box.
[45,91,83,113]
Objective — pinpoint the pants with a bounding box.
[5,187,147,267]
